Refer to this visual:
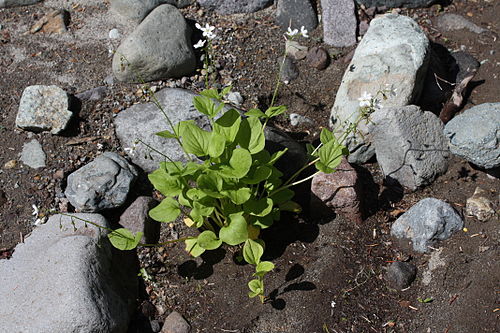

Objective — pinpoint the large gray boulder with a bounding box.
[372,105,449,190]
[16,85,73,135]
[65,152,138,212]
[0,214,137,333]
[444,103,500,169]
[329,14,430,164]
[355,0,436,8]
[321,0,357,47]
[110,0,193,23]
[0,0,42,8]
[112,4,196,82]
[391,198,463,253]
[197,0,273,14]
[114,88,212,173]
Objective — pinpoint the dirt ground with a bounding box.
[0,1,498,332]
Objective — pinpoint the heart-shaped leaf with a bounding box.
[149,197,180,223]
[185,238,205,257]
[219,213,248,246]
[197,230,222,250]
[108,228,142,250]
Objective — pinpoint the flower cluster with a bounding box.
[194,23,216,49]
[358,84,397,110]
[285,26,309,38]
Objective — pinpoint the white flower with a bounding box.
[195,22,216,39]
[300,26,309,38]
[331,300,336,308]
[358,92,372,108]
[286,27,299,37]
[193,39,206,49]
[32,204,39,217]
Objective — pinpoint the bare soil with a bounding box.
[0,1,498,332]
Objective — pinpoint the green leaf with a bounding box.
[265,105,287,118]
[248,279,263,297]
[149,197,180,223]
[185,238,205,257]
[197,172,223,197]
[221,86,232,97]
[108,228,142,250]
[245,108,266,118]
[320,128,335,145]
[192,201,214,217]
[306,143,317,157]
[219,148,252,179]
[269,188,295,204]
[148,168,182,196]
[243,239,264,265]
[200,88,220,100]
[219,213,248,245]
[223,187,252,205]
[244,198,273,217]
[193,95,219,118]
[242,165,272,184]
[155,130,177,139]
[237,117,265,154]
[279,201,302,213]
[268,149,288,165]
[255,261,275,276]
[253,215,274,229]
[208,131,226,158]
[317,140,347,173]
[214,109,241,143]
[197,230,222,250]
[181,122,210,156]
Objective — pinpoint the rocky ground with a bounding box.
[0,0,499,333]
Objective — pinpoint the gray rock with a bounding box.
[0,214,137,333]
[76,86,108,101]
[20,139,46,169]
[226,91,243,106]
[355,0,436,8]
[372,105,449,191]
[444,103,500,169]
[276,0,318,32]
[120,196,160,244]
[114,88,212,173]
[285,40,308,60]
[310,157,363,223]
[110,0,193,23]
[437,13,487,34]
[451,51,480,84]
[391,198,463,253]
[16,85,73,135]
[65,152,138,212]
[289,113,313,127]
[112,5,196,83]
[329,14,430,164]
[197,0,272,14]
[385,261,417,290]
[161,311,191,333]
[466,187,496,222]
[280,56,299,84]
[321,0,357,47]
[0,0,42,8]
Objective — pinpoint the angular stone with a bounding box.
[110,0,193,23]
[112,5,195,82]
[20,139,46,169]
[280,56,299,84]
[0,0,42,8]
[310,157,363,223]
[355,0,436,8]
[65,152,138,212]
[444,103,500,169]
[437,13,487,34]
[466,187,496,222]
[321,0,357,47]
[0,214,137,333]
[114,88,212,173]
[16,85,73,135]
[372,105,449,190]
[385,261,417,290]
[197,0,272,14]
[276,0,318,32]
[306,46,330,70]
[161,311,191,333]
[329,14,430,163]
[29,9,69,34]
[391,198,463,253]
[285,40,308,60]
[289,113,313,127]
[76,86,108,101]
[120,196,160,244]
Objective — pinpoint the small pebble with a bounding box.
[3,160,17,169]
[109,28,121,39]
